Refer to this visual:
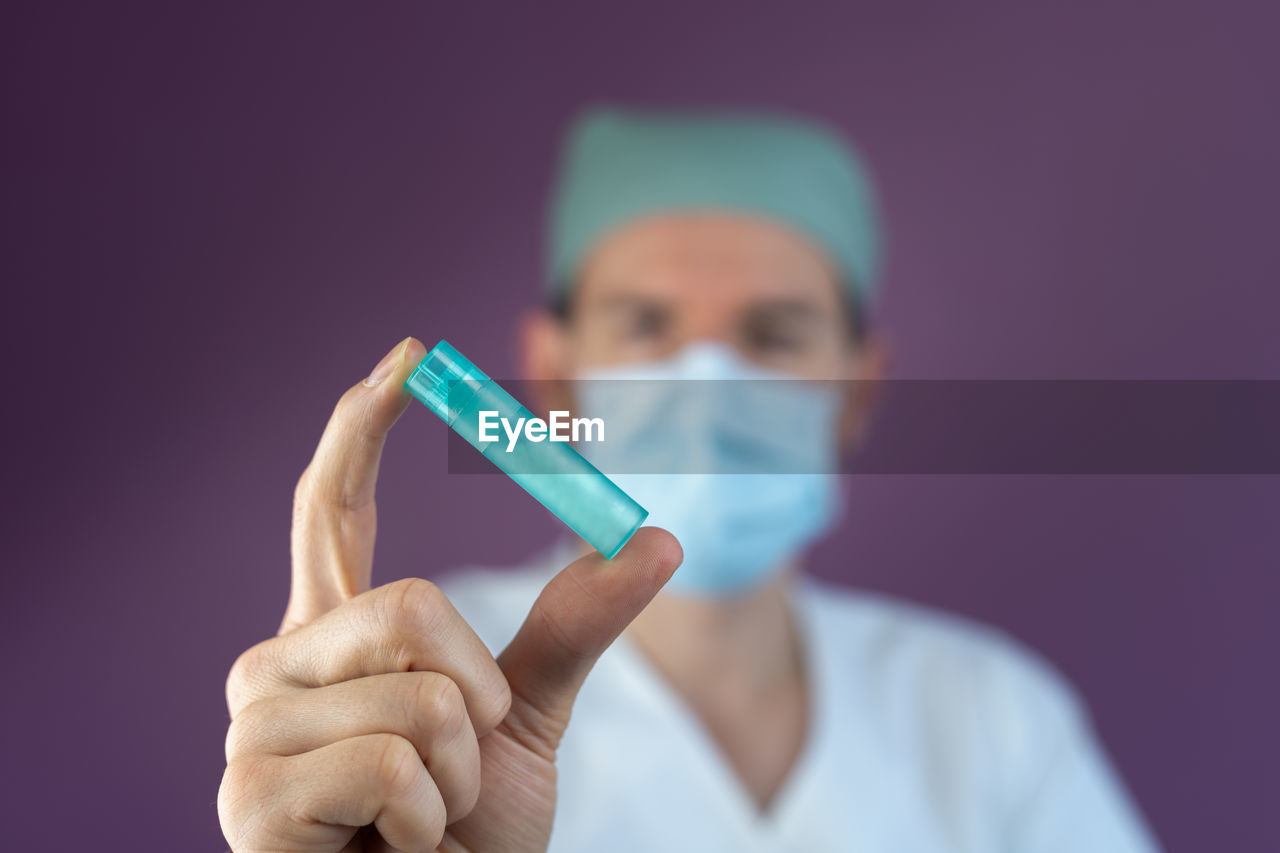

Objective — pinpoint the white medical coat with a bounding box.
[440,542,1161,852]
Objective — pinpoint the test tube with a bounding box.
[405,339,648,558]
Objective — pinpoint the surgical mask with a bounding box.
[574,343,843,597]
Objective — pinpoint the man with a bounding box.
[218,107,1160,852]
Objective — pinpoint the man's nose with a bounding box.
[667,322,741,360]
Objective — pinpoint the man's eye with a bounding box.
[748,327,808,352]
[625,310,666,339]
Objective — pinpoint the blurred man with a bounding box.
[218,108,1160,852]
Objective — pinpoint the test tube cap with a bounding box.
[405,340,489,424]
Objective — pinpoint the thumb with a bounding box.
[496,527,682,755]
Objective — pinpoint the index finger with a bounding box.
[285,336,427,632]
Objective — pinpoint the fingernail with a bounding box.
[364,338,408,387]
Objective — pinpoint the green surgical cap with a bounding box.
[546,106,883,304]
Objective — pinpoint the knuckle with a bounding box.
[225,641,273,717]
[403,675,483,822]
[292,465,312,501]
[371,733,423,799]
[456,762,483,822]
[223,695,276,762]
[448,730,484,820]
[331,385,374,442]
[378,578,448,645]
[218,756,273,848]
[415,674,467,739]
[291,467,314,517]
[219,755,263,802]
[336,381,364,412]
[422,808,448,853]
[223,711,250,762]
[421,786,448,851]
[473,673,513,735]
[537,599,596,664]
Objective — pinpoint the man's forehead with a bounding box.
[579,213,841,289]
[590,291,829,319]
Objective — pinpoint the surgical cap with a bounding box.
[546,106,883,305]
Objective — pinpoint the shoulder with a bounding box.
[803,580,1160,848]
[802,577,1087,772]
[806,576,1080,702]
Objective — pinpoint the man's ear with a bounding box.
[837,333,890,450]
[518,309,576,415]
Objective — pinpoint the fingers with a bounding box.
[228,578,512,734]
[226,672,482,819]
[497,527,682,757]
[285,336,427,632]
[221,578,509,852]
[219,733,446,853]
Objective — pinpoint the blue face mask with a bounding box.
[575,343,843,597]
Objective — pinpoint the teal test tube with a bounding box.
[405,340,648,558]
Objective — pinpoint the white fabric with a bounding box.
[439,541,1161,853]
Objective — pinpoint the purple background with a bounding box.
[3,2,1277,849]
